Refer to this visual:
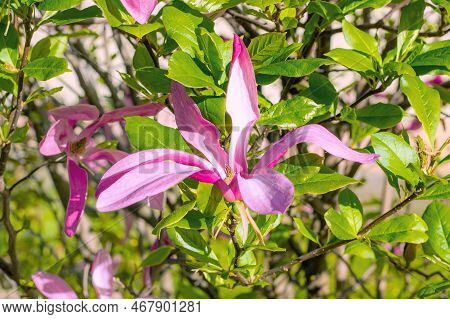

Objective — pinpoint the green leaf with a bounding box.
[371,132,420,185]
[294,217,320,245]
[325,48,374,72]
[38,0,82,11]
[30,36,68,61]
[400,75,440,146]
[142,246,173,267]
[422,201,450,263]
[383,61,416,77]
[274,153,323,184]
[183,0,244,13]
[256,58,332,77]
[367,214,428,243]
[259,96,328,129]
[342,19,381,65]
[9,124,28,143]
[153,200,196,237]
[136,67,171,94]
[307,1,342,21]
[248,32,287,66]
[339,0,391,14]
[94,0,133,27]
[300,73,337,109]
[397,0,425,60]
[166,227,220,266]
[344,240,375,259]
[118,22,163,39]
[0,71,17,95]
[355,103,404,129]
[418,182,450,200]
[417,280,450,298]
[24,86,63,105]
[192,96,226,129]
[162,3,213,56]
[197,28,229,83]
[325,208,358,240]
[168,51,222,93]
[0,23,19,66]
[23,57,71,81]
[125,116,191,152]
[338,189,363,235]
[43,6,103,25]
[297,170,359,195]
[411,45,450,75]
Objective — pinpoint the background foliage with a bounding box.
[0,0,449,299]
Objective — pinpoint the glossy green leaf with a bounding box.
[43,6,103,25]
[367,214,428,243]
[422,201,450,263]
[0,23,19,66]
[94,0,133,27]
[342,19,381,64]
[418,182,450,200]
[371,132,420,185]
[297,169,358,195]
[301,73,337,109]
[344,240,375,259]
[274,153,323,184]
[183,0,244,12]
[397,0,425,60]
[197,29,229,83]
[417,280,450,298]
[23,57,71,81]
[355,103,404,129]
[339,0,391,14]
[38,0,82,11]
[192,96,226,129]
[142,246,173,267]
[153,200,196,237]
[411,45,450,75]
[325,48,374,72]
[30,36,68,61]
[294,217,320,245]
[259,96,327,128]
[338,189,363,235]
[307,1,342,21]
[256,58,332,77]
[400,75,440,146]
[125,116,191,152]
[325,208,358,240]
[248,32,286,66]
[118,22,163,39]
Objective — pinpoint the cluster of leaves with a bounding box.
[0,0,449,299]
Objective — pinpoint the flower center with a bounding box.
[69,137,88,155]
[224,165,235,185]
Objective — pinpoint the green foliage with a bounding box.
[422,201,450,263]
[367,214,428,244]
[23,57,71,81]
[142,246,174,267]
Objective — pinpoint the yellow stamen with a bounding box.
[224,165,235,185]
[69,137,88,155]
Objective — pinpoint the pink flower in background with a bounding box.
[95,35,379,215]
[120,0,158,24]
[32,250,114,299]
[40,103,163,236]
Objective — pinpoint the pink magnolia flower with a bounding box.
[95,35,379,215]
[32,250,114,299]
[120,0,158,24]
[40,103,163,236]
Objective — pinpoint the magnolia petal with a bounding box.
[120,0,158,24]
[91,250,114,299]
[39,120,74,156]
[170,82,228,178]
[83,148,128,164]
[238,169,294,214]
[81,103,164,138]
[96,149,218,197]
[227,35,259,174]
[32,272,78,299]
[147,192,165,210]
[254,124,380,171]
[97,161,203,212]
[65,158,88,237]
[49,104,99,122]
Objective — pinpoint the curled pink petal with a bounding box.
[32,272,78,299]
[96,161,203,212]
[49,104,99,122]
[81,103,164,139]
[170,82,228,178]
[96,149,218,198]
[120,0,158,24]
[39,120,74,156]
[92,250,114,299]
[227,35,260,174]
[83,148,128,164]
[254,124,379,171]
[65,158,88,237]
[238,169,294,214]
